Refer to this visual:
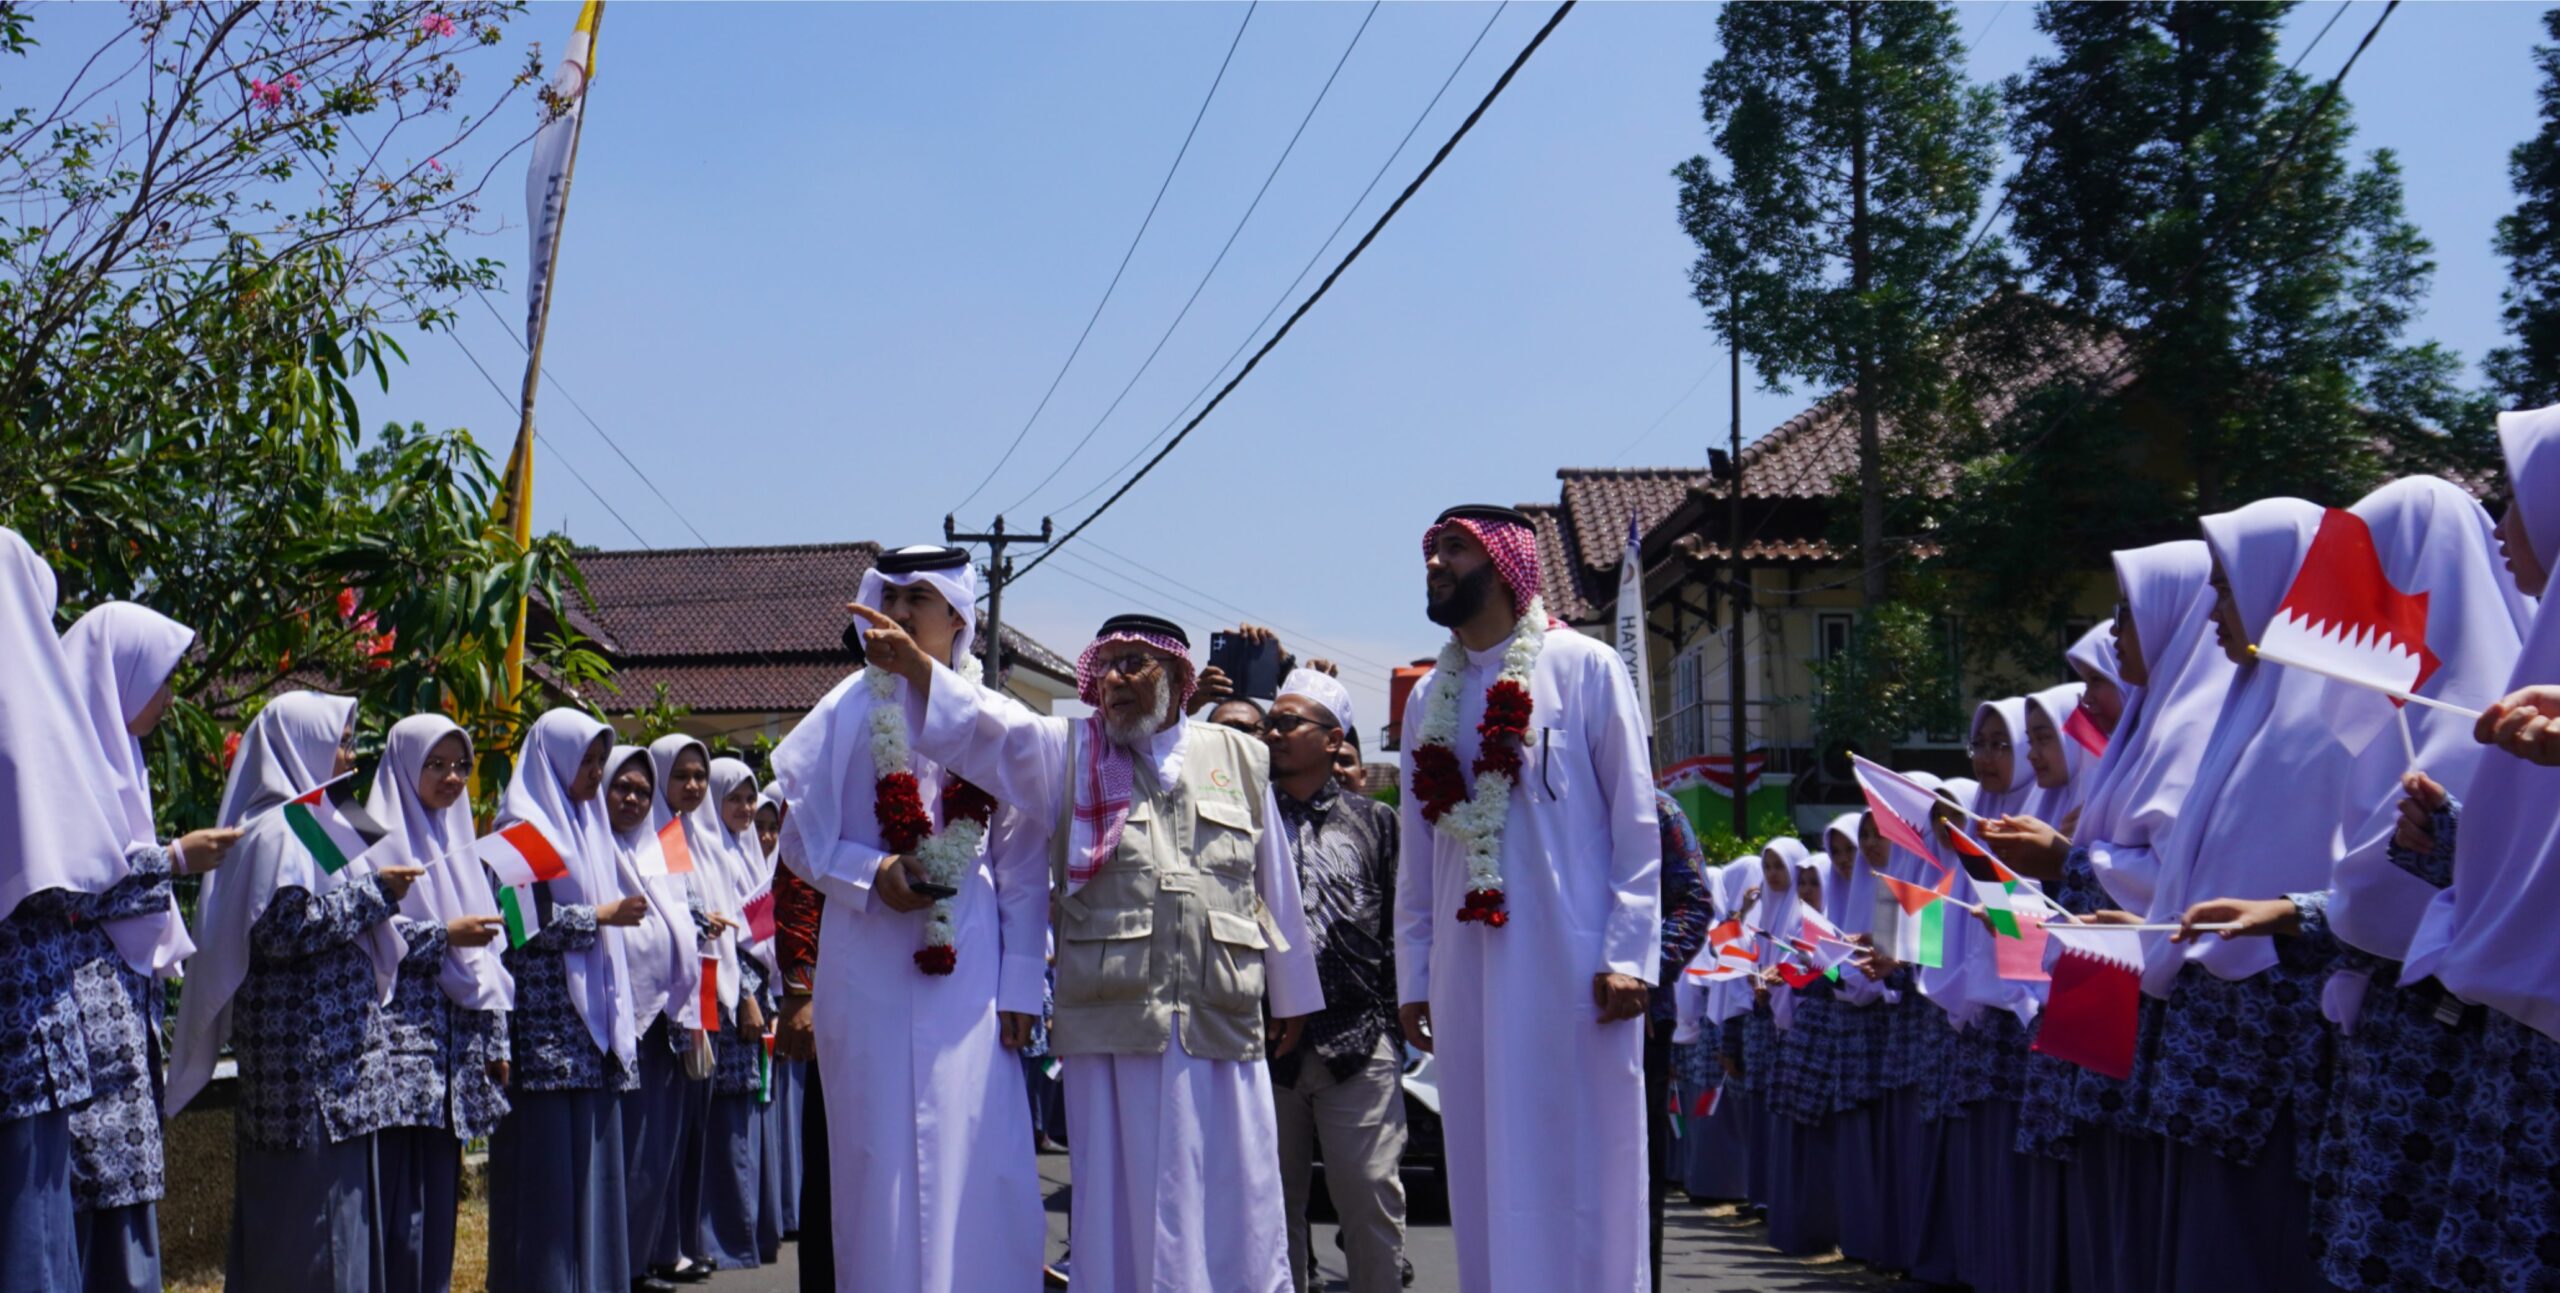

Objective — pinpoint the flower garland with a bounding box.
[867,654,995,975]
[1411,597,1547,928]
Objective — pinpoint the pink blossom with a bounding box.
[419,12,457,39]
[249,79,284,109]
[281,73,303,92]
[426,157,445,173]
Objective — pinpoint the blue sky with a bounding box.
[27,1,2554,731]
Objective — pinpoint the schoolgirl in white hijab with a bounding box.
[2020,682,2092,829]
[1967,699,2037,819]
[368,714,511,1293]
[2074,541,2232,915]
[0,530,181,1293]
[487,708,650,1293]
[58,601,204,976]
[2065,621,2128,736]
[694,756,778,1270]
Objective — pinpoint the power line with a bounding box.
[1609,366,1718,465]
[449,331,654,550]
[1015,0,1577,583]
[1000,1,1383,515]
[1048,2,1510,517]
[472,287,714,547]
[945,3,1260,516]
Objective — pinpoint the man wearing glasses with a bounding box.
[846,606,1324,1293]
[1259,669,1410,1293]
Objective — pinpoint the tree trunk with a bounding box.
[1848,1,1886,604]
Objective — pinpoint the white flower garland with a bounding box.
[1416,597,1548,898]
[866,650,985,956]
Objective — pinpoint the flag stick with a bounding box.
[2249,644,2483,720]
[2396,704,2419,769]
[2072,922,2247,933]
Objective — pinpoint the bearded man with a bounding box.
[848,605,1323,1293]
[1394,505,1660,1293]
[767,546,1049,1292]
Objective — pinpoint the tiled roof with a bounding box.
[1556,468,1709,574]
[1518,503,1598,623]
[542,542,1073,714]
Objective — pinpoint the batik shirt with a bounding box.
[2142,889,2337,1173]
[1271,780,1399,1084]
[500,896,633,1094]
[0,843,168,1124]
[67,853,178,1209]
[1648,789,1713,1029]
[234,878,403,1150]
[374,918,511,1140]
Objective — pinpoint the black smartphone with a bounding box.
[1208,631,1281,701]
[840,617,869,667]
[909,881,958,901]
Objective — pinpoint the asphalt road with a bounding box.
[708,1149,1902,1292]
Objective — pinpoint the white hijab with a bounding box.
[705,757,775,981]
[59,600,198,976]
[1913,775,2039,1028]
[2143,498,2359,995]
[2022,682,2091,826]
[2080,541,2233,915]
[606,744,699,1031]
[0,528,138,927]
[168,690,402,1116]
[370,715,513,1012]
[1968,699,2036,818]
[2067,621,2122,696]
[2401,406,2560,1038]
[2321,476,2533,961]
[652,734,739,1013]
[496,708,637,1070]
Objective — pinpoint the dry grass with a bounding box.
[159,1106,491,1293]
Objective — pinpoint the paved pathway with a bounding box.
[710,1151,1902,1291]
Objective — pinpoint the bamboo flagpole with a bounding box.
[497,0,606,709]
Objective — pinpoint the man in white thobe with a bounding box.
[768,546,1049,1292]
[1395,504,1661,1293]
[849,605,1324,1293]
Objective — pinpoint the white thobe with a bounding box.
[1395,628,1660,1293]
[782,674,1049,1293]
[914,661,1325,1293]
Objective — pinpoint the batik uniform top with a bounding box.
[501,896,634,1094]
[233,877,407,1150]
[1649,790,1714,1030]
[374,918,512,1140]
[0,843,172,1124]
[2141,889,2338,1173]
[66,850,177,1209]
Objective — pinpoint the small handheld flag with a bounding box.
[2062,700,2109,756]
[478,820,570,889]
[495,884,543,949]
[699,956,722,1032]
[1850,754,1976,865]
[2033,925,2143,1079]
[2253,507,2452,746]
[282,775,389,875]
[634,817,695,877]
[742,881,776,945]
[1876,869,1956,968]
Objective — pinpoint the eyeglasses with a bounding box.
[1966,739,2012,756]
[423,757,473,776]
[1098,652,1159,679]
[1260,713,1329,737]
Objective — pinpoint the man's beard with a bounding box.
[1102,671,1176,749]
[1427,562,1498,627]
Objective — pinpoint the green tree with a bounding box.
[1675,0,2004,604]
[2489,9,2560,408]
[2000,1,2449,510]
[0,3,612,830]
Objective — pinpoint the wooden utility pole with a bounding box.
[944,515,1052,685]
[1726,283,1750,839]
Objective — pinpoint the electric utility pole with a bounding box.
[945,515,1053,686]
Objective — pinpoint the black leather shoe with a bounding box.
[633,1279,677,1293]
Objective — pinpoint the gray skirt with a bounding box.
[229,1128,381,1292]
[3,1110,79,1292]
[76,1200,162,1293]
[623,1021,701,1271]
[487,1088,631,1293]
[377,1126,458,1293]
[696,1094,765,1270]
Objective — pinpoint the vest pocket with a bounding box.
[1196,798,1259,875]
[1200,908,1268,1014]
[1058,908,1154,1006]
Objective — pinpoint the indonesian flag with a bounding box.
[2033,925,2143,1079]
[281,775,388,875]
[1876,869,1954,968]
[1851,754,1948,865]
[495,884,542,950]
[699,955,721,1033]
[2063,700,2109,756]
[2255,507,2440,751]
[631,817,694,877]
[1686,921,1759,982]
[477,820,570,888]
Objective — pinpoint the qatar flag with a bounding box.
[2254,507,2440,752]
[2033,925,2144,1079]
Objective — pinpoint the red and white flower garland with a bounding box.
[1411,597,1547,928]
[868,659,995,975]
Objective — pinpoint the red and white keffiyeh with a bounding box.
[1066,619,1196,894]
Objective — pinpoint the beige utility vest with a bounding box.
[1049,721,1286,1062]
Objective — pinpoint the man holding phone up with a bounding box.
[765,545,1051,1293]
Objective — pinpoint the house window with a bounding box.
[1669,641,1710,763]
[1815,612,1853,666]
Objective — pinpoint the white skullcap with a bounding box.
[1277,667,1354,734]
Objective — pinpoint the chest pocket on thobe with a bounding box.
[1523,725,1577,805]
[1195,798,1267,1014]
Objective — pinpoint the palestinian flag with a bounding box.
[1688,1086,1722,1118]
[495,884,542,949]
[699,955,721,1032]
[1877,869,1953,968]
[758,1032,775,1104]
[1959,838,2049,940]
[478,820,571,889]
[283,775,388,875]
[633,817,695,877]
